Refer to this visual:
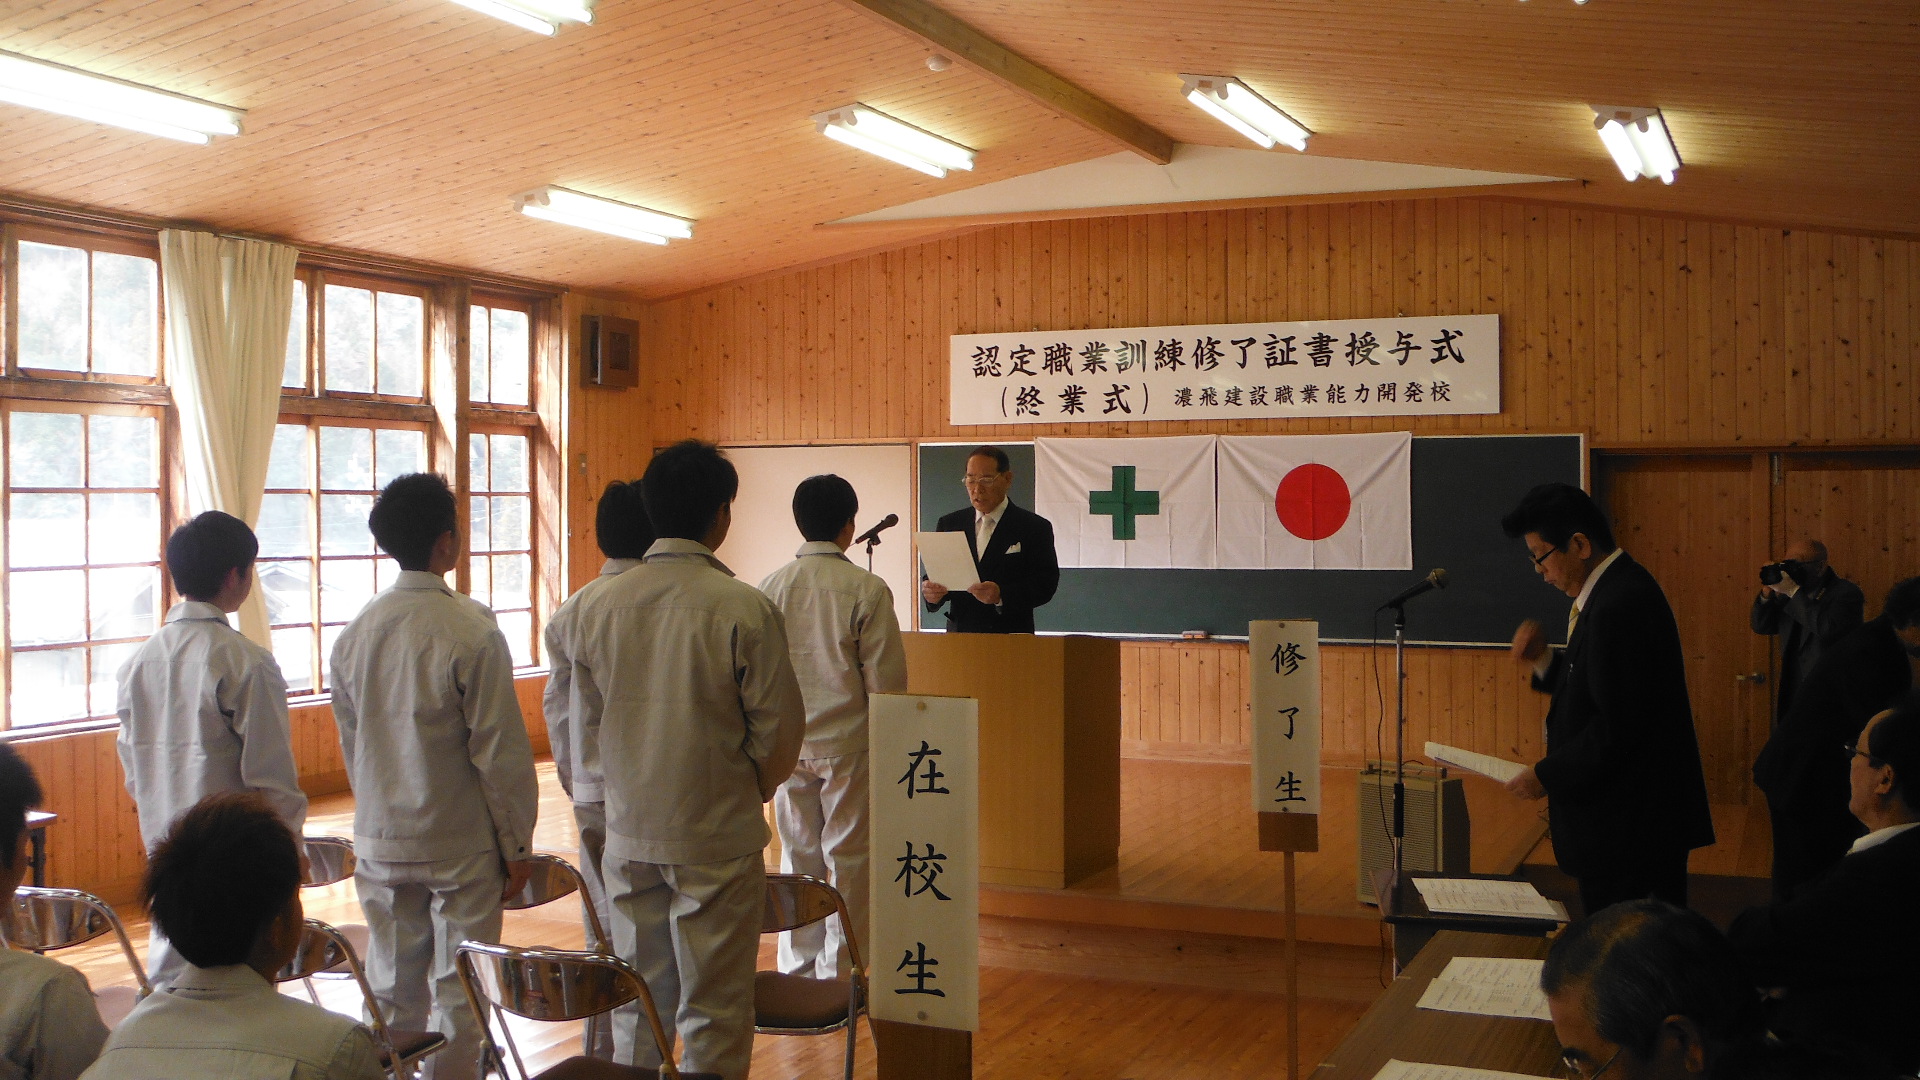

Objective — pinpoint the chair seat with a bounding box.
[754,970,852,1031]
[533,1059,722,1080]
[93,985,142,1029]
[378,1028,447,1068]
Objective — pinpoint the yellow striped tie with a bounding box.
[1566,604,1581,642]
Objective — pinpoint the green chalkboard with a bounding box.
[918,435,1583,644]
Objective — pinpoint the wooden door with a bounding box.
[1778,451,1920,619]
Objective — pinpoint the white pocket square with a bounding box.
[1006,542,1022,554]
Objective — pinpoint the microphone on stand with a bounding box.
[1379,568,1449,610]
[853,514,899,546]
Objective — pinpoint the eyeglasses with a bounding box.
[1845,740,1881,764]
[961,475,1003,488]
[1560,1047,1621,1080]
[1530,543,1561,569]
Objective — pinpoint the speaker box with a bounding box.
[582,313,638,388]
[1357,761,1471,904]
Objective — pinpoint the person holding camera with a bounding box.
[1751,539,1864,724]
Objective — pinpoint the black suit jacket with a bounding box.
[1729,824,1920,1075]
[1530,552,1715,878]
[924,501,1060,633]
[1750,568,1866,721]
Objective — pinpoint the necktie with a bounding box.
[976,513,994,553]
[1566,604,1581,642]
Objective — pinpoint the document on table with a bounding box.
[1416,956,1553,1021]
[1372,1060,1556,1080]
[1411,877,1562,921]
[917,531,981,591]
[1425,741,1526,784]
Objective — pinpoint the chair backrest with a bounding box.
[7,887,152,994]
[302,836,356,887]
[455,941,680,1080]
[272,918,405,1066]
[502,853,607,952]
[762,874,864,975]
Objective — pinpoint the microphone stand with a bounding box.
[863,534,880,572]
[1388,602,1409,895]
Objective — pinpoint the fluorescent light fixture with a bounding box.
[813,104,975,178]
[1590,106,1680,184]
[1180,75,1310,152]
[0,49,243,144]
[446,0,593,35]
[513,187,693,245]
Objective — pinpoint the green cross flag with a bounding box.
[1089,465,1161,541]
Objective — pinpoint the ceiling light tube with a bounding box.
[513,187,693,245]
[0,49,243,143]
[1181,75,1310,152]
[446,0,593,35]
[814,104,975,178]
[1590,106,1680,184]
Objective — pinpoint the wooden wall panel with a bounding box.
[564,293,654,593]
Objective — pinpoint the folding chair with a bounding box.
[455,940,721,1080]
[5,886,149,1027]
[754,874,867,1080]
[504,851,615,1057]
[274,917,447,1080]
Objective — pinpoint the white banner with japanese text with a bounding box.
[949,314,1499,425]
[869,693,979,1032]
[1250,620,1322,816]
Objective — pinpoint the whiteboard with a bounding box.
[717,444,916,628]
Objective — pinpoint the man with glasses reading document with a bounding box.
[921,445,1059,634]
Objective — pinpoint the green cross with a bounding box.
[1088,465,1160,541]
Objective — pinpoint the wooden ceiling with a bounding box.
[3,0,1916,299]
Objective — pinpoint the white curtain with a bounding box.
[159,230,299,648]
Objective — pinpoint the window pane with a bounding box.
[17,242,87,372]
[492,552,531,610]
[491,495,529,551]
[320,559,375,624]
[320,624,344,690]
[11,648,88,726]
[90,251,158,377]
[497,609,533,668]
[89,565,158,640]
[320,495,374,556]
[10,494,85,568]
[257,494,311,558]
[283,278,308,389]
[469,553,492,607]
[491,308,530,406]
[374,428,427,487]
[90,641,142,717]
[469,496,491,555]
[324,284,375,393]
[267,425,309,490]
[88,414,158,487]
[272,626,315,693]
[375,557,401,594]
[375,292,424,397]
[468,433,488,490]
[89,493,160,565]
[260,559,314,625]
[9,570,86,645]
[9,412,84,488]
[490,434,529,493]
[470,306,491,402]
[319,426,374,490]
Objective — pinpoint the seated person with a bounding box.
[82,792,383,1080]
[1730,691,1920,1078]
[0,743,109,1080]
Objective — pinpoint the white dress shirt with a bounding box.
[542,558,642,805]
[80,964,382,1080]
[570,538,806,866]
[0,948,108,1080]
[329,570,537,864]
[116,601,308,851]
[758,542,907,759]
[1849,820,1920,854]
[974,497,1009,553]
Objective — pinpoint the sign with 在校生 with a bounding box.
[949,314,1499,426]
[1250,620,1322,842]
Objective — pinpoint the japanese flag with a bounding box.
[1216,432,1412,569]
[1035,435,1217,568]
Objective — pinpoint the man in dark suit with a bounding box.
[1752,576,1919,900]
[1750,538,1865,724]
[920,446,1059,634]
[1502,482,1715,915]
[1730,691,1920,1078]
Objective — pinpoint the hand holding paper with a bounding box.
[917,530,980,591]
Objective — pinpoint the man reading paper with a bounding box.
[920,445,1059,634]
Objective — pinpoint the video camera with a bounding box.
[1760,559,1809,587]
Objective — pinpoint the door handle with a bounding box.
[1735,672,1767,684]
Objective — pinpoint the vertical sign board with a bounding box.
[870,692,979,1033]
[1250,620,1322,851]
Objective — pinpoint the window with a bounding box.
[283,277,309,390]
[15,236,159,379]
[469,300,532,407]
[469,430,534,665]
[4,407,164,727]
[319,279,426,399]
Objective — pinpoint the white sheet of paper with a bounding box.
[1372,1060,1556,1080]
[1425,741,1526,784]
[917,530,981,591]
[1415,957,1553,1021]
[1411,877,1561,920]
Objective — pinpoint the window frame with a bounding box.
[284,268,433,406]
[6,224,165,386]
[468,293,537,412]
[467,422,540,668]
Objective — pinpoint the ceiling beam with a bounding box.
[827,0,1176,165]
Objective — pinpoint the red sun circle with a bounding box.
[1274,463,1352,541]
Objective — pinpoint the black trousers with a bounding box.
[1575,846,1690,916]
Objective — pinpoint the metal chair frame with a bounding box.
[455,940,683,1080]
[5,885,153,997]
[505,852,610,954]
[757,873,868,1080]
[274,917,446,1080]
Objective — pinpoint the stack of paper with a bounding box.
[1425,742,1525,784]
[1411,877,1562,921]
[1372,1061,1556,1080]
[1415,956,1554,1022]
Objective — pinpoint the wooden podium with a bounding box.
[901,632,1120,888]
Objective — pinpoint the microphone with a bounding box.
[853,514,899,546]
[1380,568,1449,609]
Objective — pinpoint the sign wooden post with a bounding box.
[869,692,979,1080]
[1250,620,1322,1080]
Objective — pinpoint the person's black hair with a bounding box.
[165,511,260,600]
[1882,576,1920,631]
[1864,690,1920,807]
[368,473,458,571]
[641,440,738,541]
[1500,482,1617,554]
[967,446,1011,474]
[1541,899,1762,1061]
[144,791,302,968]
[595,480,656,560]
[793,474,859,543]
[0,743,43,874]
